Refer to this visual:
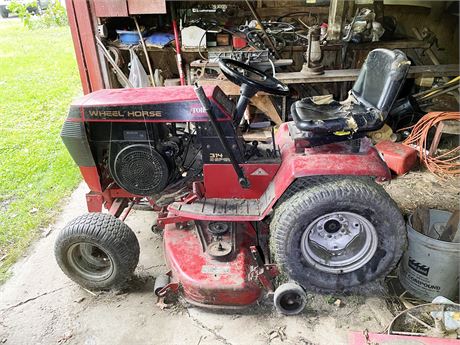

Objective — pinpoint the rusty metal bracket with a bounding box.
[182,193,199,204]
[156,213,192,229]
[109,198,129,218]
[154,270,180,297]
[157,282,180,297]
[249,246,279,292]
[86,191,104,212]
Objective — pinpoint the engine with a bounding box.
[88,122,200,196]
[60,85,236,199]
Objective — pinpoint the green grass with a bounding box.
[0,19,82,281]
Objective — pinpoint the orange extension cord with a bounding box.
[403,112,460,176]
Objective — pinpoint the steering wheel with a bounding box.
[218,58,290,96]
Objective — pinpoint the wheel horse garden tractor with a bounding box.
[56,49,409,314]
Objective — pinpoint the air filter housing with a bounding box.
[112,144,169,196]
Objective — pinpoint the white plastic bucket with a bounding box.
[399,209,460,302]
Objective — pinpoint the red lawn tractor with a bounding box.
[55,49,409,314]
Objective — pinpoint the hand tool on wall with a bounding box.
[133,17,156,87]
[171,3,186,86]
[95,36,134,88]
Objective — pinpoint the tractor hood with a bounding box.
[68,85,234,123]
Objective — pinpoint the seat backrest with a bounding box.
[352,49,410,114]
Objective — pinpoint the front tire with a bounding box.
[55,213,140,290]
[271,177,406,293]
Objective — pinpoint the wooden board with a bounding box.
[65,0,90,94]
[200,64,459,91]
[72,0,105,92]
[127,0,166,14]
[93,0,128,17]
[250,95,282,125]
[244,5,329,17]
[275,64,460,84]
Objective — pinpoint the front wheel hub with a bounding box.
[301,212,378,274]
[67,243,114,282]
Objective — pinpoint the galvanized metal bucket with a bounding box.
[399,209,460,302]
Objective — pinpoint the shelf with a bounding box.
[108,39,430,54]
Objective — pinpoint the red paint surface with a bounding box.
[85,192,103,212]
[163,222,262,306]
[164,211,265,222]
[65,0,90,94]
[79,166,102,192]
[172,18,185,86]
[204,164,279,199]
[348,331,459,345]
[168,123,391,221]
[375,140,418,176]
[232,35,247,49]
[127,0,166,14]
[93,0,128,17]
[270,123,391,208]
[71,0,104,92]
[73,85,219,107]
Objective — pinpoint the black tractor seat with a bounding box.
[291,98,383,134]
[291,49,410,137]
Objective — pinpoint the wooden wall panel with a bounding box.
[65,0,90,94]
[93,0,128,17]
[71,0,105,92]
[127,0,167,14]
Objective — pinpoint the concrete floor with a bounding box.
[0,183,399,345]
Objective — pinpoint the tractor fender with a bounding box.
[260,124,391,218]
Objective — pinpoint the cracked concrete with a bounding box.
[0,183,395,345]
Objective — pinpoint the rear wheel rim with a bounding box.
[301,211,378,274]
[67,243,114,282]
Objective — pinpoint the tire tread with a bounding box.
[54,213,140,290]
[270,176,406,293]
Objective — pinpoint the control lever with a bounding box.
[194,84,250,189]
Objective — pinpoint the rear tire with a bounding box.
[55,213,140,290]
[271,177,406,293]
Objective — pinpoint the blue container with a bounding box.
[116,30,142,45]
